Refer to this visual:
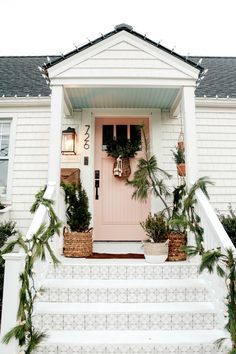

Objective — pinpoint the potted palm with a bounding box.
[172,146,185,176]
[61,182,92,257]
[141,213,169,263]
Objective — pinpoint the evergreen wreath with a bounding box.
[0,186,61,354]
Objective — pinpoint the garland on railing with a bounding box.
[199,248,236,353]
[0,186,61,354]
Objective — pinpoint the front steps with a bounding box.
[34,260,230,354]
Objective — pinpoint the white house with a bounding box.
[0,23,235,353]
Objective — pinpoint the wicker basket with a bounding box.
[63,227,93,258]
[167,232,187,261]
[113,157,131,178]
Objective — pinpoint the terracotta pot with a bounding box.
[143,242,168,263]
[177,163,186,176]
[167,232,187,261]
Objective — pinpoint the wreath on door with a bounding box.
[106,139,140,178]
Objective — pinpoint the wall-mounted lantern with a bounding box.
[61,127,77,155]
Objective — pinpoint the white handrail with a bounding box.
[196,189,235,252]
[26,182,56,240]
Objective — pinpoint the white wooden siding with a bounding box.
[161,107,236,213]
[10,108,51,233]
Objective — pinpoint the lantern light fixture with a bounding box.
[61,127,77,155]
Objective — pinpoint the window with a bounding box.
[102,124,142,150]
[0,121,11,194]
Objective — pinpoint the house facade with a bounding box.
[0,23,236,353]
[1,24,236,241]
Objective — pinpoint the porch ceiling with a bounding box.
[65,87,179,109]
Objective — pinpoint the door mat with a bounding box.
[87,253,145,259]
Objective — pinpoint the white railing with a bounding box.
[196,189,235,252]
[0,183,56,354]
[195,189,235,322]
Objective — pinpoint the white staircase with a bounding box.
[33,259,230,354]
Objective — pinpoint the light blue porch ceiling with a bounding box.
[66,87,179,109]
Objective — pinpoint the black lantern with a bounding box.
[61,127,76,155]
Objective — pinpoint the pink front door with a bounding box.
[94,117,150,241]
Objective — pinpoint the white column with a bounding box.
[0,253,25,354]
[48,85,64,185]
[181,86,198,184]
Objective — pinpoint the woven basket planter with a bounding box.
[167,232,187,261]
[63,227,93,258]
[113,157,131,178]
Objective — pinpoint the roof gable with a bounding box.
[47,29,201,82]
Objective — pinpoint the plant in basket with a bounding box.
[61,181,92,258]
[172,146,185,176]
[140,212,169,263]
[106,138,140,178]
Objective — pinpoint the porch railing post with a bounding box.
[47,85,64,256]
[182,86,198,185]
[0,253,25,354]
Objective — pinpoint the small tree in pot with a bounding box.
[61,182,92,257]
[141,212,169,263]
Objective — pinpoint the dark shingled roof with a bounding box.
[0,56,58,97]
[190,56,236,98]
[0,55,236,99]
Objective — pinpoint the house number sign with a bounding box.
[84,125,90,150]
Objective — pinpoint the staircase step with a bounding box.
[41,279,210,303]
[47,260,200,280]
[34,302,218,331]
[34,330,230,353]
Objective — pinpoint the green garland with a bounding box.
[0,187,61,354]
[198,248,236,353]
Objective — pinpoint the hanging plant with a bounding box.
[172,146,186,176]
[0,187,61,354]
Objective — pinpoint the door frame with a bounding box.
[80,108,163,229]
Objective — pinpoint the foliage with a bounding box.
[127,127,172,217]
[218,205,236,247]
[172,146,185,164]
[106,139,140,159]
[0,187,61,354]
[172,177,213,252]
[140,212,168,243]
[61,182,91,232]
[0,202,5,210]
[199,248,236,353]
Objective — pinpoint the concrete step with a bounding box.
[34,329,230,353]
[47,260,200,280]
[34,302,218,331]
[41,279,210,303]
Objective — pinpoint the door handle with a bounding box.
[95,172,100,200]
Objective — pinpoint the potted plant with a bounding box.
[141,212,169,263]
[61,181,92,257]
[218,204,236,247]
[172,146,185,176]
[106,139,140,178]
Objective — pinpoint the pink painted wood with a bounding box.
[94,117,150,240]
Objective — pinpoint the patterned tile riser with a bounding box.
[34,344,229,354]
[33,312,217,331]
[46,265,200,280]
[40,287,210,303]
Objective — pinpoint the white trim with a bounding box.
[0,97,50,108]
[0,115,17,203]
[196,97,236,108]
